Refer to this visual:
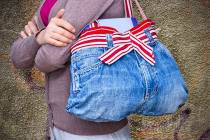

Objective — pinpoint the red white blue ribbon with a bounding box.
[70,19,158,65]
[99,31,155,65]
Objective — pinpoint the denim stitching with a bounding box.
[77,61,103,75]
[143,28,157,47]
[72,53,103,62]
[133,50,149,101]
[72,71,80,94]
[106,34,114,48]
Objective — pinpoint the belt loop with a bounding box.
[106,34,114,48]
[144,28,156,46]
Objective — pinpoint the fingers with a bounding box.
[20,31,27,38]
[42,23,75,47]
[56,9,65,19]
[37,8,76,47]
[22,20,39,38]
[28,21,38,34]
[51,16,76,34]
[25,24,33,36]
[54,18,76,33]
[53,26,75,40]
[51,33,72,44]
[54,9,76,33]
[47,37,67,47]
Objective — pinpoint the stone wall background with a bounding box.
[0,0,209,139]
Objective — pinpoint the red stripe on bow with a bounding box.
[99,31,155,65]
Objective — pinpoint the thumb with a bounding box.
[56,9,65,19]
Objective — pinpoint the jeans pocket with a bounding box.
[71,47,105,74]
[70,63,80,94]
[70,47,105,94]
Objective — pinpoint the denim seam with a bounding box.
[72,72,80,94]
[141,64,150,100]
[106,34,114,48]
[143,28,157,46]
[77,61,103,76]
[133,50,150,101]
[72,51,106,62]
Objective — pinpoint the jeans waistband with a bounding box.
[71,19,158,65]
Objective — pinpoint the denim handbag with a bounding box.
[66,0,189,122]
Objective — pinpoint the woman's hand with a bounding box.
[36,9,76,47]
[20,16,39,38]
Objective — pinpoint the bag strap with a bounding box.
[124,0,147,20]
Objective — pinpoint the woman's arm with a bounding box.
[10,17,42,69]
[10,0,76,70]
[34,0,114,73]
[10,0,45,69]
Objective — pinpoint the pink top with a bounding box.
[40,0,58,26]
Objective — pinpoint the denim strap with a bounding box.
[106,34,114,49]
[144,28,157,47]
